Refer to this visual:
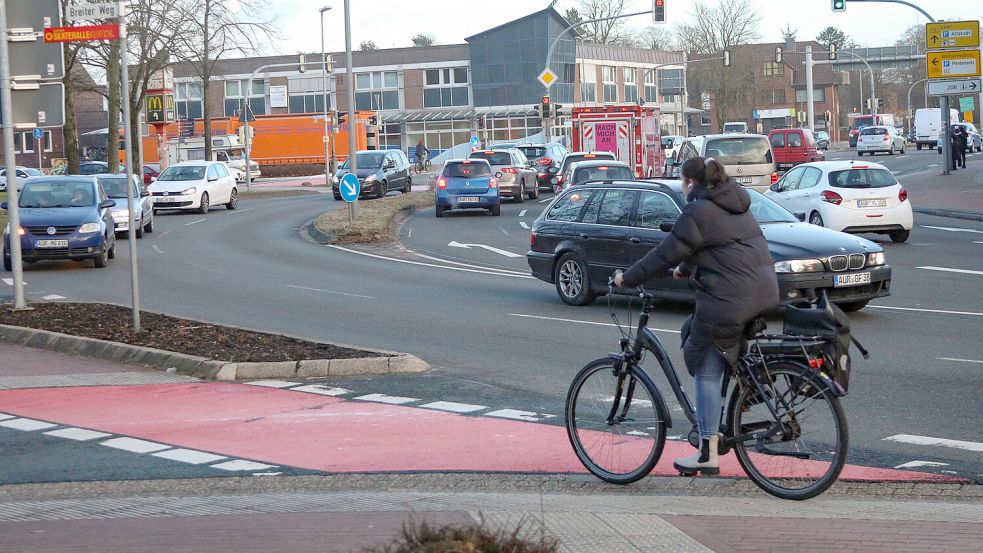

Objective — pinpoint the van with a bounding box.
[673,133,778,193]
[769,128,824,173]
[914,108,959,150]
[722,122,749,134]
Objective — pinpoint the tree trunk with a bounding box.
[129,99,142,171]
[63,73,81,175]
[202,2,212,161]
[106,41,121,174]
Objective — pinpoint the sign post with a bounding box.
[33,127,42,169]
[115,0,141,332]
[925,19,980,176]
[339,173,360,203]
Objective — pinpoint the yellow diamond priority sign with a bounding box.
[538,68,558,88]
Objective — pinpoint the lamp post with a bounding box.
[344,0,357,223]
[319,5,333,185]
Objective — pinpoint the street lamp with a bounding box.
[319,5,333,185]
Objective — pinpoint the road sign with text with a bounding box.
[926,21,980,50]
[927,49,981,80]
[928,78,981,96]
[66,2,121,22]
[44,24,120,43]
[4,0,64,80]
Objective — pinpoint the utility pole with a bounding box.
[0,0,27,310]
[805,45,815,131]
[344,0,357,223]
[118,0,141,332]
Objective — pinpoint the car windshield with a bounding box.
[79,164,106,175]
[469,151,512,165]
[23,168,42,176]
[97,176,135,199]
[705,137,773,165]
[158,166,206,181]
[517,147,547,159]
[19,179,96,208]
[747,189,798,224]
[444,162,492,178]
[573,166,634,184]
[860,127,887,136]
[851,116,873,129]
[340,152,386,170]
[828,168,897,188]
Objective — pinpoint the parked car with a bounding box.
[527,180,890,312]
[671,133,778,193]
[936,122,983,153]
[96,174,154,238]
[2,176,117,270]
[467,148,538,202]
[0,167,42,191]
[769,128,825,173]
[661,135,685,166]
[148,161,239,214]
[434,159,500,217]
[856,125,905,156]
[814,131,831,150]
[332,150,411,200]
[551,151,617,189]
[143,164,161,185]
[558,160,634,190]
[722,122,749,134]
[75,161,110,175]
[765,160,912,243]
[514,143,568,192]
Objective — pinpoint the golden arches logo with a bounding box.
[146,96,164,111]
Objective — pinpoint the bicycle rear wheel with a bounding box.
[566,358,667,484]
[729,361,848,500]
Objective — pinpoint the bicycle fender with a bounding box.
[631,363,674,429]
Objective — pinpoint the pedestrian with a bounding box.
[955,126,968,169]
[950,125,961,171]
[614,157,779,476]
[414,139,429,169]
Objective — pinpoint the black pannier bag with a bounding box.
[783,293,869,393]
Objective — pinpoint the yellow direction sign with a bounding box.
[926,20,980,50]
[538,67,557,88]
[927,49,981,80]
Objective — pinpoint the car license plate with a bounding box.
[36,239,68,248]
[735,176,753,184]
[857,199,887,208]
[155,197,175,203]
[834,272,871,287]
[458,196,479,203]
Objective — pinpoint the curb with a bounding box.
[914,208,983,223]
[0,323,429,380]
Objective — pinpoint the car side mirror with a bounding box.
[548,167,558,174]
[208,176,218,182]
[140,189,151,197]
[769,183,782,192]
[659,221,674,232]
[0,201,7,210]
[100,199,117,209]
[794,211,806,222]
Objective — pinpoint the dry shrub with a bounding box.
[314,192,435,245]
[365,518,559,553]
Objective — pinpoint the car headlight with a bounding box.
[774,259,825,274]
[181,187,197,195]
[867,252,885,266]
[79,222,101,234]
[365,174,377,182]
[332,176,339,184]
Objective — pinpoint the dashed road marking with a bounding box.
[938,357,983,365]
[509,313,681,334]
[894,460,949,469]
[152,245,165,254]
[289,384,352,396]
[868,305,983,317]
[226,207,256,215]
[922,225,983,234]
[420,401,487,413]
[43,427,111,441]
[243,380,301,388]
[152,448,227,465]
[538,197,551,203]
[884,434,983,453]
[283,284,375,299]
[485,409,542,422]
[328,245,535,279]
[354,393,420,405]
[0,418,57,431]
[2,278,26,286]
[917,266,983,276]
[211,460,277,471]
[407,228,413,238]
[42,294,65,300]
[407,250,530,276]
[519,209,528,217]
[184,218,207,226]
[100,437,171,454]
[520,222,530,230]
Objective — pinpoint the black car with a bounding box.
[332,150,411,200]
[551,151,617,189]
[527,180,890,312]
[514,143,568,192]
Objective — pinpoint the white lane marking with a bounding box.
[328,245,534,279]
[152,448,227,465]
[538,197,551,203]
[884,434,983,453]
[938,357,983,365]
[100,437,171,453]
[917,266,983,276]
[407,228,413,238]
[485,409,541,422]
[420,401,487,413]
[0,413,14,421]
[289,385,352,396]
[158,231,171,238]
[43,428,111,441]
[354,393,419,405]
[897,155,909,159]
[499,227,510,236]
[183,262,217,272]
[519,222,530,230]
[243,380,301,388]
[922,225,983,234]
[509,313,680,334]
[448,240,522,258]
[42,294,65,301]
[152,245,165,254]
[2,278,26,286]
[211,460,277,471]
[0,418,57,431]
[519,209,528,217]
[868,305,983,317]
[184,218,207,226]
[283,284,375,299]
[226,207,256,215]
[975,241,983,245]
[894,460,949,469]
[408,252,529,276]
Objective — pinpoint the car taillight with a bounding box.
[770,172,778,185]
[530,232,536,245]
[556,175,564,184]
[536,158,552,166]
[489,178,498,188]
[882,135,890,141]
[502,167,517,174]
[898,187,907,203]
[821,190,843,205]
[437,178,446,189]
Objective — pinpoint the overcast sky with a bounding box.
[269,0,976,55]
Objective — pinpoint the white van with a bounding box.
[722,122,749,134]
[672,133,777,193]
[914,108,960,150]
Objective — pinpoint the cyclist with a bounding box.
[414,139,429,172]
[614,156,779,476]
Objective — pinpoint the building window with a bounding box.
[758,89,786,105]
[42,130,53,152]
[175,82,203,120]
[224,78,266,118]
[19,132,33,153]
[644,70,658,103]
[624,67,638,104]
[355,70,400,111]
[794,88,827,103]
[602,66,617,103]
[288,76,328,114]
[581,63,597,103]
[762,62,784,76]
[423,67,469,108]
[701,115,712,127]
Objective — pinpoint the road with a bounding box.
[2,155,982,483]
[823,144,978,178]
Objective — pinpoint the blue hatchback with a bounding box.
[435,159,500,217]
[2,176,117,271]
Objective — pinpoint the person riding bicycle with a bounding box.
[614,156,779,476]
[414,139,429,169]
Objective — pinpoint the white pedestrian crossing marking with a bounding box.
[354,393,420,405]
[485,409,541,422]
[210,460,277,471]
[42,294,66,301]
[0,413,14,421]
[1,278,26,286]
[420,401,487,413]
[100,437,171,454]
[44,428,111,441]
[243,380,301,388]
[0,418,57,431]
[289,384,352,396]
[152,448,227,465]
[884,434,983,453]
[894,460,949,469]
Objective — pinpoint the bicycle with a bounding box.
[565,275,849,500]
[414,154,431,175]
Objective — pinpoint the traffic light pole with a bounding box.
[0,0,27,310]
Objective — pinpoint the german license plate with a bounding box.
[857,199,887,208]
[458,196,479,203]
[834,272,871,287]
[36,239,68,248]
[735,176,753,184]
[155,197,175,203]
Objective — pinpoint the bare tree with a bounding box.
[358,40,378,52]
[576,0,629,45]
[636,26,676,50]
[59,0,93,174]
[411,34,437,47]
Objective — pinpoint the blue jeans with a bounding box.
[694,348,728,440]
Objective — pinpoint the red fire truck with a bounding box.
[571,105,665,178]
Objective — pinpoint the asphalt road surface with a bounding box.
[2,162,982,482]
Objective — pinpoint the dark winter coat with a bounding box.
[621,178,780,372]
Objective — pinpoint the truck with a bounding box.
[570,105,665,178]
[165,134,260,183]
[913,108,960,150]
[847,113,896,147]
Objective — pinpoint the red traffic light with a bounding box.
[542,96,550,105]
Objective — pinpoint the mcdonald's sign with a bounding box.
[146,94,175,123]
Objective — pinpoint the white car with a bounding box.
[765,160,913,243]
[856,125,905,156]
[148,161,239,214]
[0,167,42,191]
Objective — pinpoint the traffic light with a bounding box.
[554,103,563,115]
[652,0,666,24]
[723,50,731,67]
[478,116,485,129]
[368,115,378,125]
[541,95,551,118]
[775,46,783,64]
[337,112,347,125]
[828,43,837,61]
[877,98,884,110]
[832,0,846,12]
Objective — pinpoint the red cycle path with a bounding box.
[0,382,954,481]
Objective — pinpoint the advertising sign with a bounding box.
[594,122,618,153]
[44,24,120,43]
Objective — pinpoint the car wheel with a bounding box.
[900,144,905,154]
[888,145,895,155]
[490,204,501,216]
[226,187,239,210]
[107,238,116,259]
[135,220,144,239]
[334,193,343,201]
[197,192,209,214]
[889,229,910,243]
[93,247,109,268]
[916,143,922,150]
[554,253,596,306]
[857,151,863,156]
[404,176,412,193]
[529,181,540,199]
[513,182,525,203]
[3,256,10,272]
[378,181,388,198]
[435,205,445,218]
[838,300,869,312]
[144,214,154,233]
[809,212,825,227]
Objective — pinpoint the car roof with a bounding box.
[92,173,138,180]
[167,160,212,167]
[788,160,889,171]
[445,158,491,165]
[565,151,616,157]
[569,160,631,169]
[23,175,97,184]
[698,133,767,140]
[570,178,681,196]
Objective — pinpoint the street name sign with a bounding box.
[339,173,360,202]
[538,68,557,88]
[44,24,120,43]
[66,2,121,22]
[926,21,980,50]
[926,50,981,80]
[928,78,981,96]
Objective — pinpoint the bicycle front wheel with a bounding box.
[729,361,848,500]
[565,359,667,484]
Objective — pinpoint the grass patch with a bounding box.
[314,191,435,245]
[368,518,558,553]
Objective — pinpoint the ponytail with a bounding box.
[703,158,729,188]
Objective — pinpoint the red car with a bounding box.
[769,128,824,173]
[143,164,160,185]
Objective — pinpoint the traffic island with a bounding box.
[0,302,429,379]
[308,191,435,245]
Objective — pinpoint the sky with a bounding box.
[268,0,977,56]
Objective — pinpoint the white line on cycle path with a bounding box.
[884,434,983,453]
[509,313,680,334]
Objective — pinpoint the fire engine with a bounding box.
[571,105,665,178]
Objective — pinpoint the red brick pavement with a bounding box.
[0,343,148,377]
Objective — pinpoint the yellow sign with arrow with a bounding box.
[925,21,980,50]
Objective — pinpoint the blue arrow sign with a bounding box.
[339,173,360,202]
[33,127,43,140]
[470,135,480,147]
